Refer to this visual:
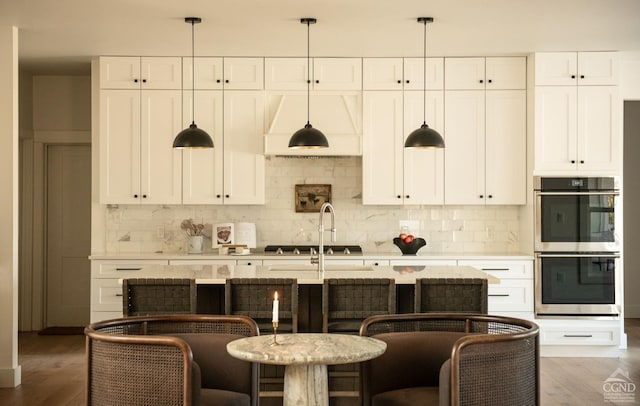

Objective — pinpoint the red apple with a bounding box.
[399,233,408,240]
[403,235,415,244]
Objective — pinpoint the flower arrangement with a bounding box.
[180,219,205,236]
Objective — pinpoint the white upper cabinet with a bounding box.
[100,57,182,89]
[363,58,443,90]
[183,57,263,90]
[533,51,619,173]
[445,57,526,90]
[534,52,618,86]
[265,58,361,90]
[362,90,444,205]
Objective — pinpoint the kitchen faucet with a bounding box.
[311,202,336,278]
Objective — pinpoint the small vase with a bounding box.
[188,235,204,254]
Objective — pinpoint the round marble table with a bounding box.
[227,333,386,406]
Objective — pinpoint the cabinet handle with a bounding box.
[405,195,410,199]
[307,80,311,84]
[571,160,576,164]
[488,294,510,297]
[134,79,139,83]
[397,195,402,199]
[563,334,593,338]
[580,75,585,79]
[115,293,123,297]
[374,262,379,266]
[481,268,509,271]
[571,75,576,79]
[134,194,138,198]
[397,80,402,84]
[488,195,493,199]
[216,79,221,83]
[315,80,319,84]
[580,160,585,164]
[115,268,142,271]
[225,79,229,83]
[225,194,230,198]
[406,80,410,84]
[216,194,221,198]
[247,262,252,266]
[479,79,484,83]
[142,79,147,83]
[479,195,484,198]
[488,79,492,83]
[142,194,147,198]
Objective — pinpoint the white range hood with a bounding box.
[263,91,362,156]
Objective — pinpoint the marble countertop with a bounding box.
[110,263,499,285]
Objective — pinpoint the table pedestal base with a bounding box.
[283,364,328,406]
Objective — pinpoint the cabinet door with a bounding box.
[140,90,183,204]
[534,86,578,171]
[485,90,526,205]
[141,57,182,89]
[534,52,578,86]
[99,90,141,204]
[182,90,224,204]
[99,57,141,89]
[223,91,265,204]
[444,91,485,204]
[403,91,445,205]
[183,57,223,90]
[577,86,619,171]
[362,91,404,204]
[313,58,362,90]
[444,58,485,90]
[363,58,403,90]
[485,57,526,90]
[404,58,444,90]
[577,52,618,86]
[264,58,308,90]
[223,58,264,90]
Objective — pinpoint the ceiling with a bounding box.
[2,0,640,75]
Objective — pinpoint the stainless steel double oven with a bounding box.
[534,176,621,317]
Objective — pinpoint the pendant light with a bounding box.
[173,17,214,149]
[288,18,329,149]
[405,17,445,149]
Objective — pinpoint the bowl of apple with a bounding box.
[393,234,427,255]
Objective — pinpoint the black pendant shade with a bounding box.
[173,123,214,148]
[405,17,445,149]
[288,18,329,149]
[288,123,329,148]
[173,17,214,149]
[405,123,445,149]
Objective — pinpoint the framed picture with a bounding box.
[212,223,234,248]
[295,184,332,213]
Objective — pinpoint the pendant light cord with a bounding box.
[422,19,427,126]
[306,20,310,126]
[191,20,196,126]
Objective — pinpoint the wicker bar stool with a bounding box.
[360,313,540,406]
[414,278,488,314]
[85,314,260,406]
[123,278,197,316]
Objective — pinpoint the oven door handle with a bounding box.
[536,191,619,196]
[536,253,620,258]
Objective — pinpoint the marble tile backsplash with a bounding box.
[104,157,522,254]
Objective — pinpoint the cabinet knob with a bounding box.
[247,262,252,266]
[134,79,139,83]
[225,194,230,198]
[488,79,492,83]
[571,75,576,79]
[488,195,493,199]
[479,195,484,198]
[142,79,147,83]
[142,194,147,198]
[216,194,221,198]
[479,79,484,83]
[571,160,576,164]
[315,80,319,84]
[374,262,379,266]
[406,80,410,84]
[216,79,221,83]
[397,80,402,84]
[580,75,585,79]
[134,194,138,198]
[405,195,410,199]
[397,195,402,199]
[225,79,229,83]
[580,160,585,164]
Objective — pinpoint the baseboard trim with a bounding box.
[0,365,22,388]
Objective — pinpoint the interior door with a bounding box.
[46,145,91,327]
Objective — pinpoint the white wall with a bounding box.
[0,25,21,388]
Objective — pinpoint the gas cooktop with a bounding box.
[263,244,363,256]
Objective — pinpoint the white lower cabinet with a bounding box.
[536,319,622,357]
[90,259,169,322]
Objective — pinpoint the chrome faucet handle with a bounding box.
[326,247,334,255]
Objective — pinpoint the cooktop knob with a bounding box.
[293,248,301,255]
[276,247,284,255]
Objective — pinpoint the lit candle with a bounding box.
[272,291,279,323]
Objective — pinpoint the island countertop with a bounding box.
[110,263,499,285]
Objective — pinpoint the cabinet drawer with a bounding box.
[541,325,620,346]
[93,260,168,278]
[487,279,533,312]
[91,278,124,312]
[457,260,533,279]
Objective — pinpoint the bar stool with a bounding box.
[122,278,197,317]
[414,278,488,314]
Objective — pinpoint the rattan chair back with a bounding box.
[123,278,197,316]
[415,278,488,314]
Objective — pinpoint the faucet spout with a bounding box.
[312,202,336,278]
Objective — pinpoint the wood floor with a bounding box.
[0,320,639,406]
